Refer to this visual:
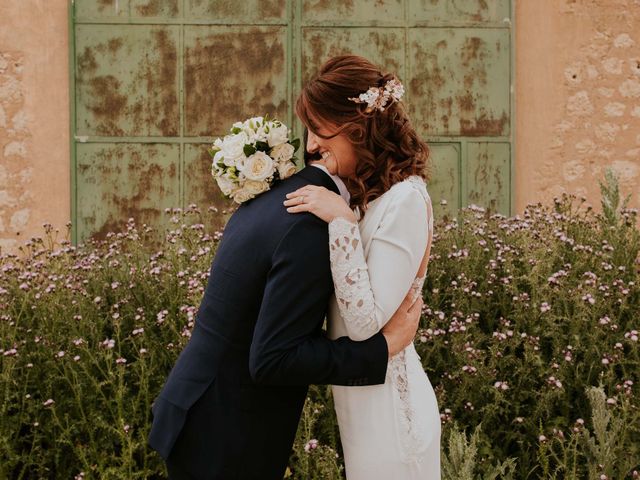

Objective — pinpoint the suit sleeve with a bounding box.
[248,216,389,386]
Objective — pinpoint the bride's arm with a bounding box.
[327,187,428,341]
[285,184,429,342]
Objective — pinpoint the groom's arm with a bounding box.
[249,216,389,386]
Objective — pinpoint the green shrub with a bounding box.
[0,172,638,479]
[415,169,639,479]
[0,207,217,479]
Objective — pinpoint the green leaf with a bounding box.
[231,127,242,134]
[291,138,301,153]
[255,141,270,152]
[243,144,256,156]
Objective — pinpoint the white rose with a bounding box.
[221,132,248,165]
[251,125,269,144]
[242,117,264,142]
[270,142,295,163]
[243,179,270,195]
[232,156,245,172]
[277,161,297,180]
[242,151,275,181]
[215,176,237,196]
[266,123,289,147]
[211,161,224,178]
[232,188,255,204]
[212,149,225,165]
[245,116,264,128]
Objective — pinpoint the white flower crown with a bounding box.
[348,78,405,112]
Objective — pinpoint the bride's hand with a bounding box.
[284,185,357,224]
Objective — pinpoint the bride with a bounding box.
[284,55,441,479]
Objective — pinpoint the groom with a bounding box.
[148,131,422,479]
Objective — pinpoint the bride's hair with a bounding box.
[296,55,431,216]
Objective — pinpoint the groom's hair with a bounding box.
[295,55,431,218]
[302,127,322,166]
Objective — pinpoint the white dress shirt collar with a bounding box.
[310,163,351,204]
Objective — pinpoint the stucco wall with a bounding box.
[0,0,70,254]
[516,0,640,213]
[0,1,638,255]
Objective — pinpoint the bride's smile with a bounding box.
[305,127,358,179]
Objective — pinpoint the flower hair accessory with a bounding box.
[348,78,405,112]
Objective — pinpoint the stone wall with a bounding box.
[0,51,31,252]
[0,0,70,254]
[516,0,640,213]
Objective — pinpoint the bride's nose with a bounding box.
[306,130,320,153]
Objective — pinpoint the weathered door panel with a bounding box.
[76,143,180,242]
[466,142,510,215]
[428,143,462,220]
[185,0,286,22]
[184,144,236,232]
[302,0,405,24]
[409,0,511,23]
[409,28,510,137]
[71,0,513,243]
[302,28,405,84]
[184,26,288,137]
[76,0,181,19]
[75,24,179,137]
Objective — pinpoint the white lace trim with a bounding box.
[388,349,426,464]
[328,216,378,337]
[329,176,434,465]
[392,176,433,464]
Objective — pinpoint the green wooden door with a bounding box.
[70,0,513,244]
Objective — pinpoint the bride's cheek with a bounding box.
[324,155,339,175]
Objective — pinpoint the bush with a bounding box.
[0,207,217,479]
[0,173,638,479]
[415,169,640,479]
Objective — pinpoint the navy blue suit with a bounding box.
[148,166,389,479]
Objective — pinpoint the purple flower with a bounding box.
[304,439,319,453]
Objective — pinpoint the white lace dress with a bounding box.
[327,176,441,479]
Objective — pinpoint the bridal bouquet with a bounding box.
[208,116,300,204]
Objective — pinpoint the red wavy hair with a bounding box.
[296,55,431,216]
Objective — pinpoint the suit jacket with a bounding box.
[148,166,389,479]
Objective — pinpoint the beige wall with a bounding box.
[0,0,70,254]
[0,1,638,254]
[516,0,640,213]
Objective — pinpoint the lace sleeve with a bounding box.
[328,216,379,341]
[328,181,430,343]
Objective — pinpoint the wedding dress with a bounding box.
[327,175,440,479]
